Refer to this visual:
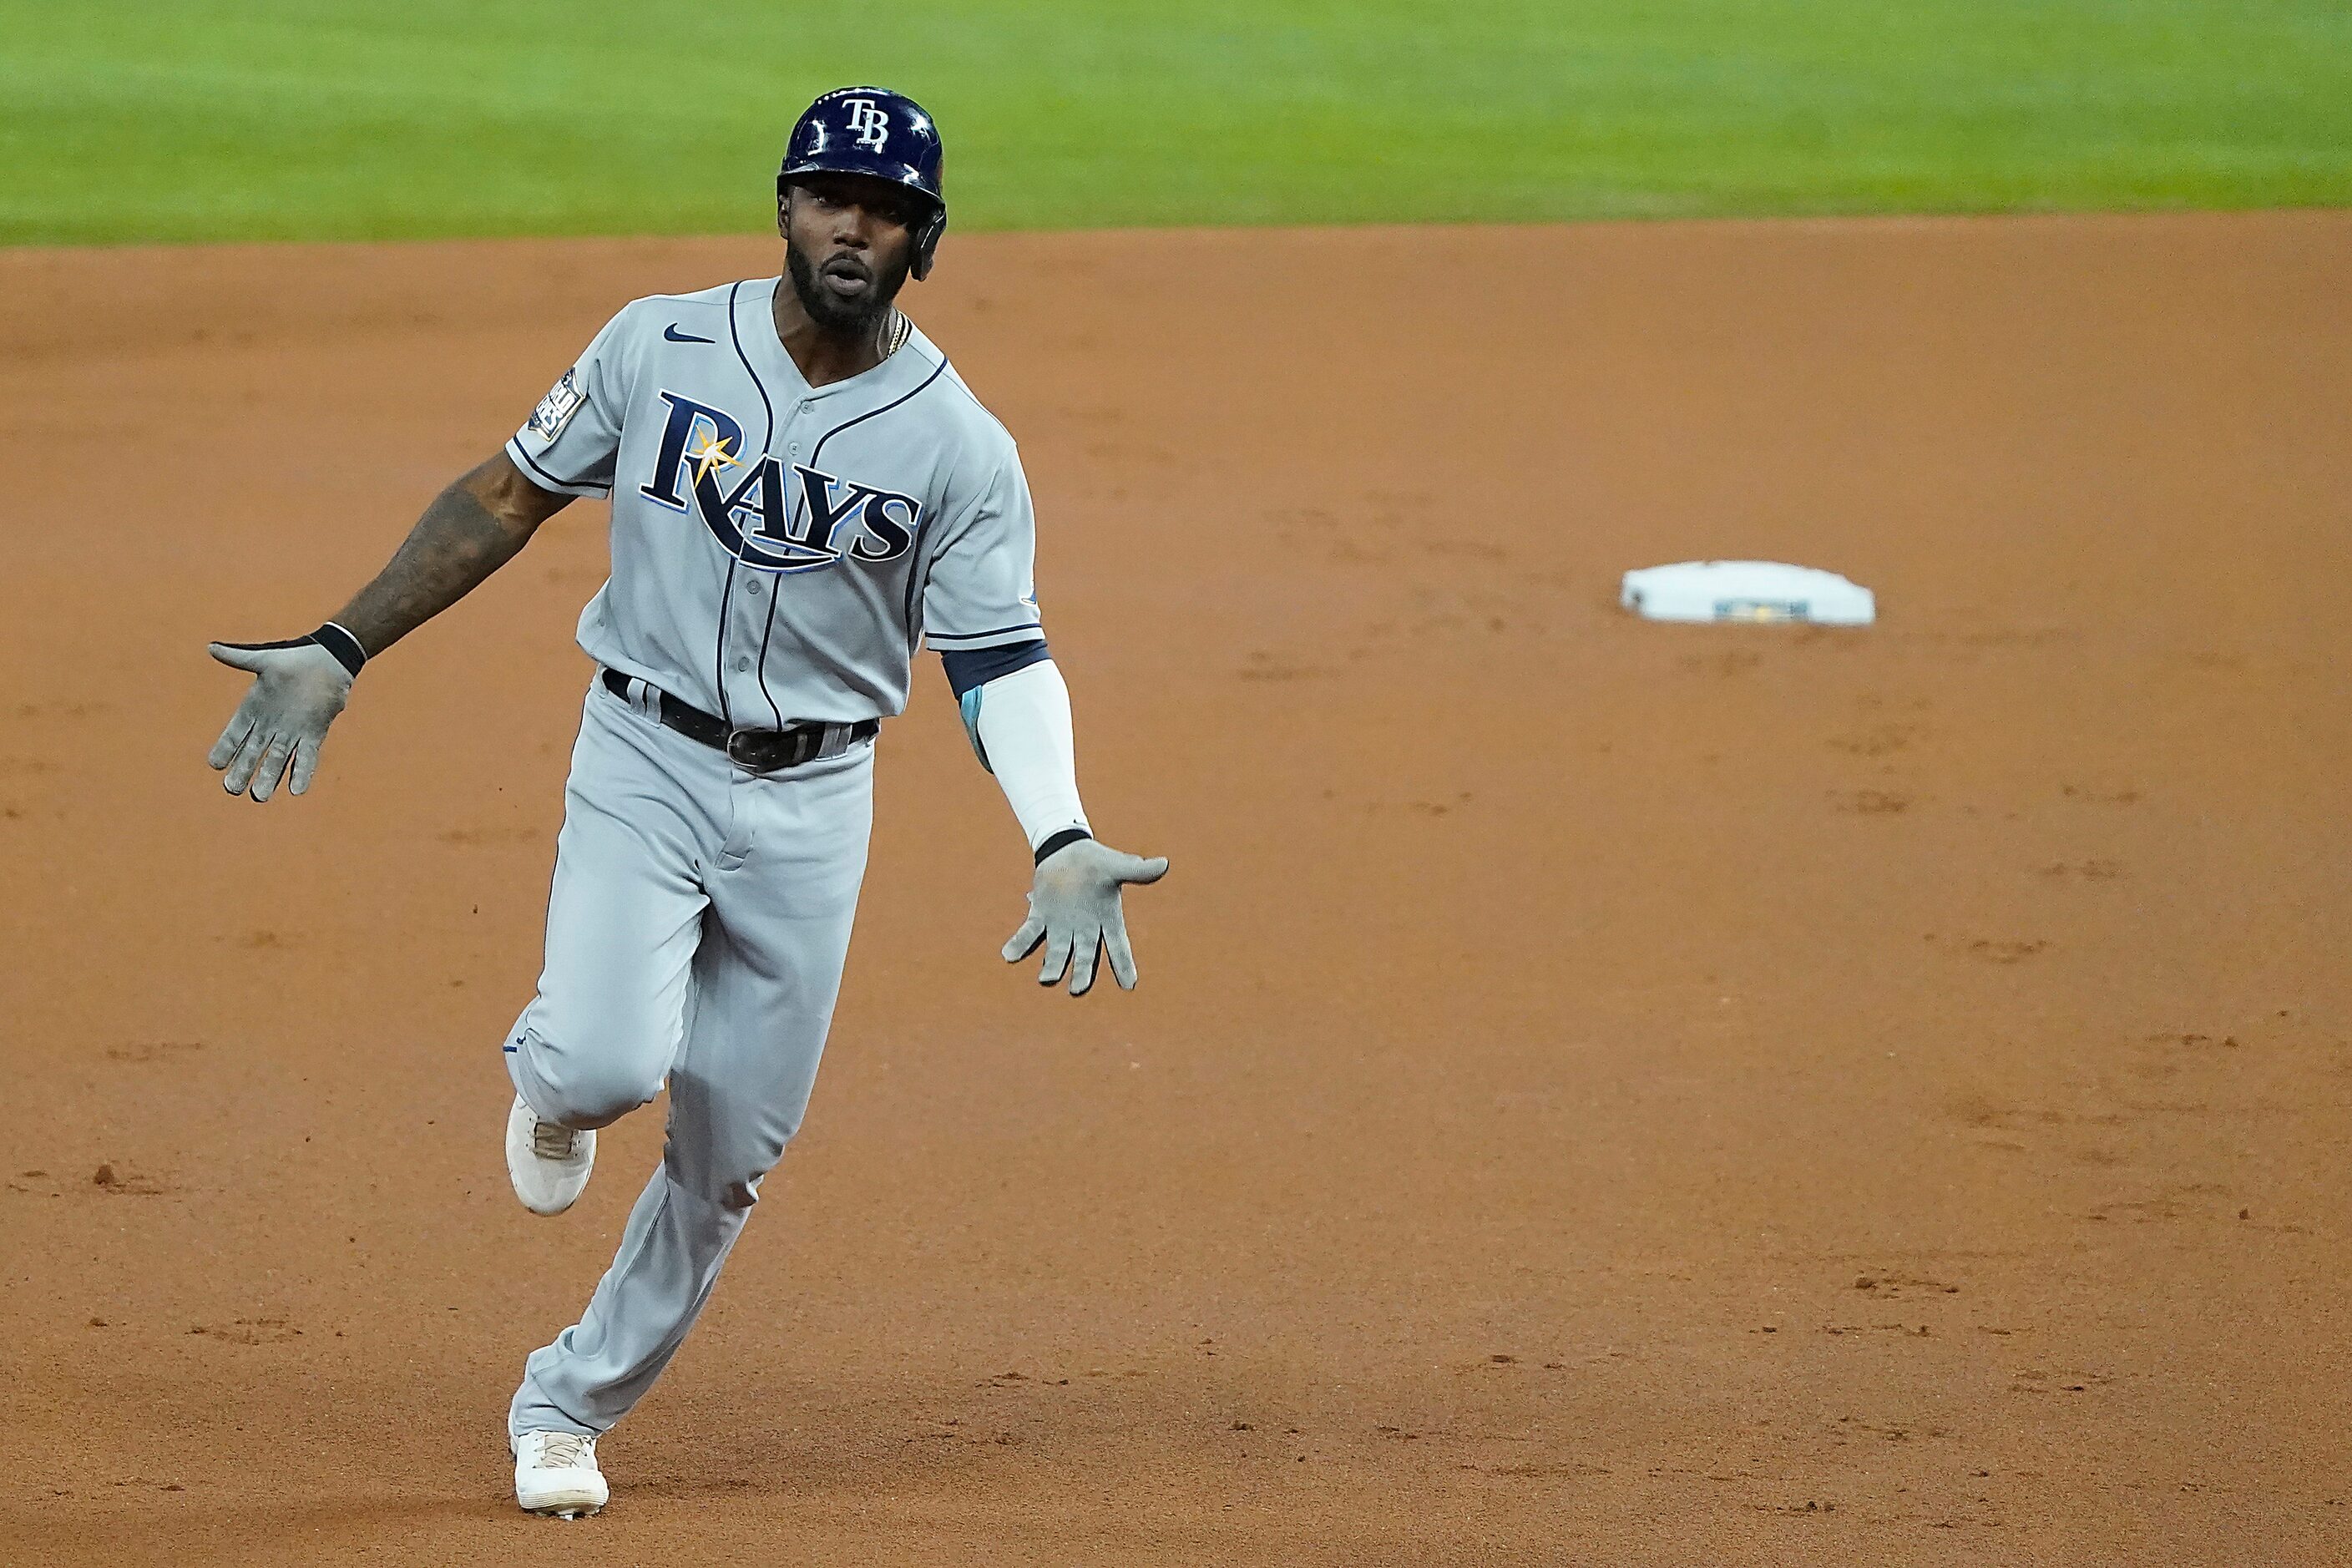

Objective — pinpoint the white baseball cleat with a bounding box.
[513,1429,609,1518]
[505,1094,594,1216]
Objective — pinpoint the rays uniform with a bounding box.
[497,278,1059,1439]
[510,279,1045,721]
[202,84,1161,1519]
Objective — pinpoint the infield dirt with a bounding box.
[1,213,2346,1565]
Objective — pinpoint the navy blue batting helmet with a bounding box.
[778,87,948,280]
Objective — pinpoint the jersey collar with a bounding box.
[736,277,930,402]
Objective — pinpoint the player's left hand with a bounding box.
[1003,837,1169,996]
[205,640,355,802]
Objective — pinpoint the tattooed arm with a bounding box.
[205,453,572,801]
[331,453,573,656]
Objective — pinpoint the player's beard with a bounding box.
[785,239,908,336]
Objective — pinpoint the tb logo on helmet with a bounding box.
[843,98,891,152]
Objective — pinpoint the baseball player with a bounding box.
[204,87,1166,1518]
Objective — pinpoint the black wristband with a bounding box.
[307,621,367,678]
[1034,827,1092,866]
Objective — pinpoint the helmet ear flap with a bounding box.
[911,205,948,281]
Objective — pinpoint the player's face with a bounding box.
[780,175,922,331]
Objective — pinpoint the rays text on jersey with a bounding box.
[639,392,922,574]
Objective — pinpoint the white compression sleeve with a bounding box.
[969,659,1090,851]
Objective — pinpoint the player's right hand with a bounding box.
[205,640,354,802]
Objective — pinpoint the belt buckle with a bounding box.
[725,725,819,772]
[724,729,769,771]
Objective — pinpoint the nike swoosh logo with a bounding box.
[664,324,716,344]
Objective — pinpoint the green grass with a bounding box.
[3,0,2348,243]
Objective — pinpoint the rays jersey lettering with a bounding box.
[639,392,920,573]
[503,277,1043,726]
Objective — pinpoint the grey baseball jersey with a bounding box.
[506,278,1044,725]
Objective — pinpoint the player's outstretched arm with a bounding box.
[954,655,1168,996]
[206,453,570,802]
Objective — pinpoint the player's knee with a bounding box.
[665,1103,799,1210]
[685,1132,791,1211]
[517,1026,668,1130]
[700,1166,766,1212]
[560,1064,665,1129]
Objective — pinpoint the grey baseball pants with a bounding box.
[503,679,873,1437]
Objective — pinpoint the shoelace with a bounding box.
[529,1432,595,1470]
[530,1120,582,1161]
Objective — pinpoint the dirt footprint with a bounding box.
[90,1163,169,1196]
[1827,725,1915,756]
[187,1318,301,1346]
[1850,1272,1962,1299]
[1925,935,2048,964]
[2040,860,2125,880]
[1237,652,1333,682]
[437,826,542,847]
[1831,789,1911,815]
[106,1041,204,1064]
[1676,650,1762,677]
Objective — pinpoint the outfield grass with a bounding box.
[2,0,2347,244]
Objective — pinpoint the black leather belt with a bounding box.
[601,669,877,772]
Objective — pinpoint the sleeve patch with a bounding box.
[526,368,588,441]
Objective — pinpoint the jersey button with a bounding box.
[733,655,752,673]
[744,579,764,596]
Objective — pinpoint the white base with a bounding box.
[1621,560,1875,625]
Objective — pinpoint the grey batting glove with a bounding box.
[206,630,361,802]
[1002,836,1170,996]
